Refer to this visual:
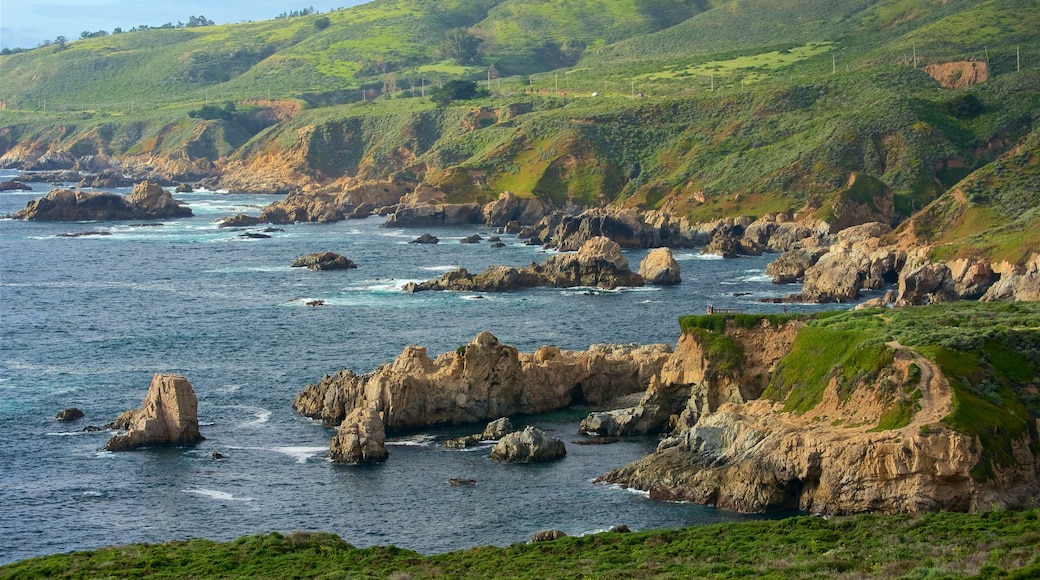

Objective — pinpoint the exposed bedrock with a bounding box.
[328,407,388,464]
[596,316,1040,515]
[581,318,803,437]
[12,181,192,222]
[105,374,205,452]
[490,426,566,463]
[292,331,671,432]
[404,237,647,292]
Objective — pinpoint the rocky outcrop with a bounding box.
[597,312,1040,515]
[582,316,803,437]
[409,233,439,244]
[789,223,904,302]
[258,178,413,224]
[490,426,566,463]
[896,263,958,306]
[12,181,192,222]
[483,191,549,228]
[55,408,84,422]
[444,417,516,449]
[328,407,388,464]
[981,253,1040,302]
[404,237,644,292]
[639,248,681,285]
[220,214,262,228]
[529,529,568,542]
[0,180,32,191]
[292,252,357,271]
[765,247,829,283]
[105,374,204,451]
[292,332,671,431]
[382,183,483,227]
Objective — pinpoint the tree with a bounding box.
[188,101,236,121]
[430,80,488,106]
[314,16,331,30]
[55,36,68,50]
[441,27,483,66]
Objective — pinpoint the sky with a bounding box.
[0,0,369,50]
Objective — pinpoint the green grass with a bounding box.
[4,511,1038,579]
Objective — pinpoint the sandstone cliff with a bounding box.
[598,309,1040,515]
[106,374,205,451]
[293,331,671,431]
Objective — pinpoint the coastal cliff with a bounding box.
[600,305,1040,515]
[293,331,671,432]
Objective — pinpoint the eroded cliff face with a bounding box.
[600,318,1040,515]
[293,331,671,432]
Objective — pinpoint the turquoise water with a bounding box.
[0,171,843,564]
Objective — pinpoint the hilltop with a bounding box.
[1,0,1039,265]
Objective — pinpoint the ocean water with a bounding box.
[0,170,847,565]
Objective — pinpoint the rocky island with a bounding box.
[11,181,192,222]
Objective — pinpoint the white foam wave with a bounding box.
[183,488,255,502]
[237,407,271,426]
[603,482,651,498]
[46,431,99,437]
[461,294,489,301]
[420,265,461,272]
[271,446,328,463]
[386,434,436,447]
[82,490,104,497]
[674,252,724,261]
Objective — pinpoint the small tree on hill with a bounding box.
[441,27,483,66]
[430,80,489,106]
[314,16,331,30]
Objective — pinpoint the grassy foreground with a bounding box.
[3,510,1039,579]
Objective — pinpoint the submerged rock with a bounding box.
[105,374,204,452]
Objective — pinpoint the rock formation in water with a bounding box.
[444,417,516,449]
[258,178,413,224]
[490,426,566,463]
[105,374,205,451]
[328,407,388,464]
[638,248,682,285]
[596,313,1040,515]
[404,236,645,292]
[291,252,357,271]
[12,181,192,222]
[293,331,671,431]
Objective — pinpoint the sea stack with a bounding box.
[105,374,205,451]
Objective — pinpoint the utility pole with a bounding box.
[421,77,425,97]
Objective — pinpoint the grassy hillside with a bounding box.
[2,510,1038,578]
[1,0,1039,261]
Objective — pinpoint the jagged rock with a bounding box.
[980,254,1040,302]
[219,214,262,228]
[701,227,764,258]
[826,173,896,232]
[292,332,670,431]
[482,417,515,440]
[15,170,82,183]
[638,248,681,285]
[258,179,413,224]
[444,434,483,449]
[947,258,998,300]
[409,233,439,244]
[897,263,957,306]
[460,234,483,244]
[490,426,566,463]
[766,247,829,283]
[573,437,619,445]
[609,525,632,533]
[292,252,357,271]
[105,374,204,451]
[794,223,903,302]
[406,237,644,292]
[175,183,194,193]
[0,180,32,191]
[238,232,271,239]
[12,181,192,222]
[55,408,84,422]
[529,529,568,542]
[449,478,476,486]
[78,169,134,189]
[329,407,388,464]
[211,451,225,460]
[482,191,549,228]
